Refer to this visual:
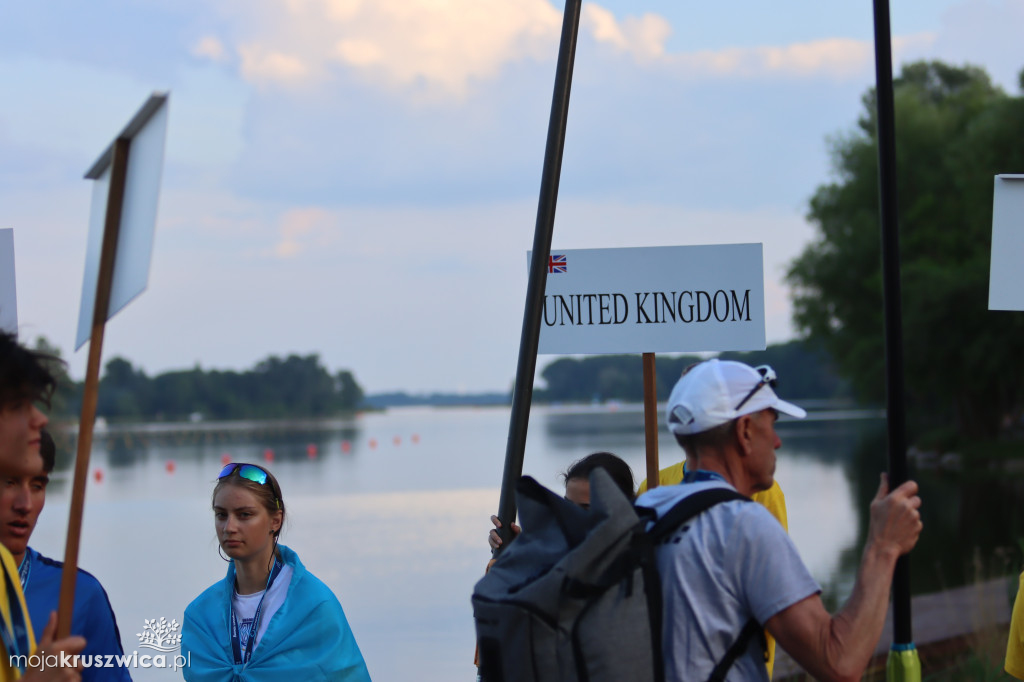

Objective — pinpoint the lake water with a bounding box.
[32,404,1021,680]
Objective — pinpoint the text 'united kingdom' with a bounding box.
[542,289,752,327]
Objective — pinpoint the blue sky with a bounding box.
[1,0,1022,393]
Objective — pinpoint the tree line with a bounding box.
[536,339,849,404]
[35,338,364,422]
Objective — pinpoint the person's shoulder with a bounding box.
[637,479,739,517]
[280,546,345,611]
[186,577,229,616]
[31,550,106,590]
[729,497,790,540]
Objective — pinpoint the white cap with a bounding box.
[665,359,807,436]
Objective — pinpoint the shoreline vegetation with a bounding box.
[34,334,1024,467]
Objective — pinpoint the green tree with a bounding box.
[787,61,1024,440]
[31,336,79,418]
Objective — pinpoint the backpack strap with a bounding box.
[645,487,750,545]
[641,487,759,682]
[706,618,766,682]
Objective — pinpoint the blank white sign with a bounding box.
[989,175,1024,311]
[76,94,168,349]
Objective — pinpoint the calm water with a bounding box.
[31,405,1022,680]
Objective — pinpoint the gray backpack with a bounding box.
[472,468,758,682]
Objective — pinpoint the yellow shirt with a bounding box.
[1006,571,1024,679]
[0,544,36,681]
[638,459,788,679]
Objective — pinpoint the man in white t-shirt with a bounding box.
[636,359,923,681]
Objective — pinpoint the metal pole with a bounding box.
[493,0,583,553]
[871,1,920,678]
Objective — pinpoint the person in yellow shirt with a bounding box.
[1007,571,1024,679]
[637,362,792,679]
[0,331,85,681]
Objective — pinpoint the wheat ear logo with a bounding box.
[137,617,182,652]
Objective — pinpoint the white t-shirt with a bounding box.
[638,480,820,682]
[232,564,294,656]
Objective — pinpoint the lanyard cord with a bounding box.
[682,465,727,484]
[17,550,31,591]
[230,558,283,666]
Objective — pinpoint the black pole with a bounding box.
[493,0,583,554]
[871,0,913,646]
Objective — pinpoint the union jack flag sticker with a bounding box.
[548,254,567,274]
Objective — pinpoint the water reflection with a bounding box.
[31,406,1024,680]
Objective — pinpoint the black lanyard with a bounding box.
[0,556,31,672]
[230,559,283,666]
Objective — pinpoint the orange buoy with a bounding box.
[411,433,420,444]
[393,435,401,446]
[263,448,275,462]
[368,438,377,449]
[221,453,231,466]
[306,443,317,459]
[341,440,352,454]
[93,469,104,483]
[165,460,176,473]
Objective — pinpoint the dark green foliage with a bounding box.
[787,61,1024,440]
[537,339,849,403]
[42,341,365,422]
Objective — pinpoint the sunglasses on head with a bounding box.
[218,463,281,508]
[734,365,778,412]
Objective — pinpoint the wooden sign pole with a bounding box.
[642,352,660,490]
[57,137,130,639]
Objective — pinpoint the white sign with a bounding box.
[0,229,16,334]
[76,93,169,349]
[989,174,1024,311]
[529,244,766,354]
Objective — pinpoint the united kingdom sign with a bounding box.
[527,244,766,355]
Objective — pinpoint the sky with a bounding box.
[1,0,1022,394]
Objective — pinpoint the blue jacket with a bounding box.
[23,548,132,682]
[181,545,370,681]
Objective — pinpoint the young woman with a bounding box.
[182,463,371,681]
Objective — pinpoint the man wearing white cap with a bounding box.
[636,359,923,682]
[637,361,793,677]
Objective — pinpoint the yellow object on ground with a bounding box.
[886,645,921,682]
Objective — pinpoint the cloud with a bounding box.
[665,33,936,81]
[583,6,671,63]
[269,207,337,258]
[191,36,227,62]
[206,0,940,97]
[213,0,561,95]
